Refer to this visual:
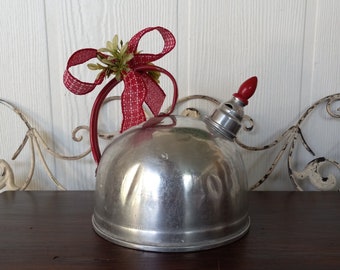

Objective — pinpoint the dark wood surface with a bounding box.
[1,191,340,269]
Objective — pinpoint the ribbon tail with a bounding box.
[121,72,147,132]
[141,73,166,116]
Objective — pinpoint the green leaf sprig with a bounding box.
[87,35,133,81]
[87,35,161,83]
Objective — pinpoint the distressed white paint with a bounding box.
[0,0,339,190]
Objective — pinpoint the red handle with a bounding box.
[233,76,257,105]
[89,65,178,164]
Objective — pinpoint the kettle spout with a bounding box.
[205,76,258,139]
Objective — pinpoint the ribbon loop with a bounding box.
[63,48,105,95]
[128,26,176,67]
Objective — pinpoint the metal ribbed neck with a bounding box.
[204,97,245,139]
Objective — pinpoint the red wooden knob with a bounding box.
[233,76,257,105]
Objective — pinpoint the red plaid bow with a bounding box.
[63,26,177,132]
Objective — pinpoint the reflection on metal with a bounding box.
[0,93,339,192]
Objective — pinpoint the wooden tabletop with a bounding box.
[0,191,339,269]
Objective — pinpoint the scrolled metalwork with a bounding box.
[167,93,340,191]
[0,96,138,192]
[236,93,340,191]
[0,159,18,192]
[0,99,90,191]
[326,94,340,118]
[1,93,339,192]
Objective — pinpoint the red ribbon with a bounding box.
[63,26,176,132]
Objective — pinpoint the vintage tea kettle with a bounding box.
[63,26,257,252]
[90,74,257,252]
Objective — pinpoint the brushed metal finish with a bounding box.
[93,116,250,252]
[205,97,245,139]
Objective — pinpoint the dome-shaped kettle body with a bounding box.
[92,76,258,252]
[92,116,250,252]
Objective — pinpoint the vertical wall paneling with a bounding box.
[296,0,340,185]
[176,0,190,98]
[189,0,307,190]
[0,0,56,189]
[0,0,339,190]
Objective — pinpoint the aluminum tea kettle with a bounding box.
[63,26,257,252]
[90,75,257,252]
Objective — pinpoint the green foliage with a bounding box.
[87,35,162,83]
[87,35,134,81]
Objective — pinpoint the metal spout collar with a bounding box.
[205,98,244,139]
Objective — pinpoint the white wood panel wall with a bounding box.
[0,0,339,190]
